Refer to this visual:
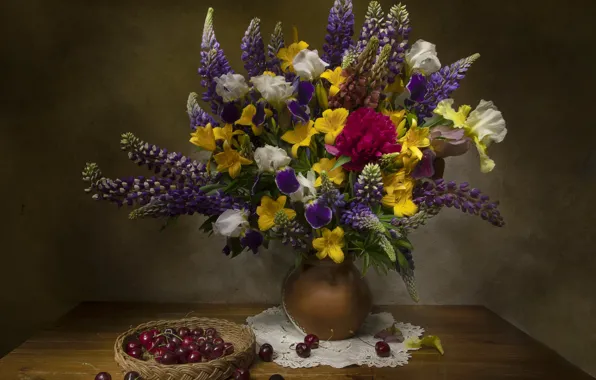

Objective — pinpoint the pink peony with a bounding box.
[329,108,401,171]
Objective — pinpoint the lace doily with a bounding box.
[246,306,424,368]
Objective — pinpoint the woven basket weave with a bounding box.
[114,317,255,380]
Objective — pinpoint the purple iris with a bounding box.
[406,73,427,103]
[287,81,315,123]
[305,200,333,229]
[221,102,240,124]
[252,101,266,126]
[240,229,264,254]
[411,149,436,179]
[275,167,301,194]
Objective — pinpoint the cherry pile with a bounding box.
[125,326,235,365]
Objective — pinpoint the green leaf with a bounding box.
[228,237,245,258]
[199,183,226,193]
[362,252,371,276]
[331,155,352,170]
[406,112,418,127]
[396,250,408,270]
[422,115,448,129]
[395,238,414,251]
[262,238,270,249]
[159,216,179,232]
[198,215,218,234]
[404,335,444,355]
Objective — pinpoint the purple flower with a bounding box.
[305,201,333,229]
[379,3,411,83]
[187,92,217,130]
[241,18,266,77]
[241,229,264,254]
[430,126,472,158]
[221,102,240,124]
[340,202,383,232]
[275,167,301,194]
[266,22,285,75]
[199,8,234,114]
[322,0,355,68]
[406,73,427,102]
[354,163,383,206]
[356,1,384,52]
[288,80,315,123]
[411,149,435,179]
[410,54,480,118]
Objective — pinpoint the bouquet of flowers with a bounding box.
[82,0,507,301]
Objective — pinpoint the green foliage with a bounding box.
[227,237,245,257]
[331,155,352,170]
[198,215,218,235]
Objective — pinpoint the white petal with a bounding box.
[213,209,249,237]
[467,100,507,146]
[293,49,329,81]
[254,145,291,172]
[214,73,249,103]
[250,74,294,107]
[406,39,441,74]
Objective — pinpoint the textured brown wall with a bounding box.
[1,0,595,376]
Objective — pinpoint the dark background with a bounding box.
[1,0,594,376]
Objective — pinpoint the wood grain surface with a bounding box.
[0,303,591,380]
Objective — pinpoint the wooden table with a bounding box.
[0,303,591,380]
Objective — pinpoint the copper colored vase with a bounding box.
[282,257,372,340]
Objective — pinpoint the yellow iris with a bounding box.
[382,170,418,217]
[434,101,471,128]
[320,67,347,97]
[213,123,244,145]
[256,195,296,231]
[399,119,430,161]
[313,227,345,264]
[281,120,318,158]
[312,157,346,187]
[314,108,348,145]
[235,104,263,136]
[277,41,309,73]
[189,123,216,151]
[213,141,253,179]
[382,109,407,139]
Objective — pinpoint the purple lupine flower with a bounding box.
[266,22,285,75]
[319,172,346,210]
[379,3,411,83]
[275,167,301,194]
[354,163,383,205]
[199,8,234,114]
[305,201,333,229]
[340,202,384,232]
[410,178,505,226]
[187,92,217,130]
[390,205,441,233]
[411,149,435,179]
[356,1,384,52]
[410,53,481,118]
[240,229,264,254]
[322,0,355,68]
[272,211,310,249]
[241,18,266,77]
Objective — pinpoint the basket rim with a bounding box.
[113,316,255,376]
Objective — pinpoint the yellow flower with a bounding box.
[382,170,418,217]
[320,67,346,97]
[213,141,253,179]
[256,195,296,231]
[434,100,471,128]
[277,41,309,72]
[281,120,318,158]
[399,119,430,161]
[213,123,244,145]
[314,108,348,145]
[313,227,345,264]
[262,71,276,77]
[384,77,405,94]
[235,104,263,136]
[189,123,216,151]
[382,109,407,139]
[312,157,346,187]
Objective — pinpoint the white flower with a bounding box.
[292,49,328,81]
[250,74,294,108]
[254,145,292,173]
[406,39,441,75]
[213,209,249,238]
[290,170,317,203]
[214,73,250,103]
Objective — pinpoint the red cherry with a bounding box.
[304,334,319,349]
[223,342,235,355]
[153,347,167,360]
[175,346,189,363]
[205,327,217,338]
[95,372,112,380]
[125,339,142,351]
[233,368,250,380]
[199,342,214,358]
[259,343,273,362]
[187,350,202,363]
[212,337,224,346]
[123,372,141,380]
[187,342,199,352]
[178,327,190,337]
[126,347,143,360]
[210,345,225,360]
[191,328,204,337]
[375,341,391,357]
[149,329,160,337]
[182,336,195,347]
[157,350,178,365]
[196,336,207,346]
[171,336,183,346]
[138,331,153,348]
[295,343,311,358]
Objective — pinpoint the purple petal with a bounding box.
[411,149,436,179]
[275,167,301,194]
[240,229,264,254]
[287,100,309,123]
[406,73,427,102]
[430,125,465,140]
[252,101,266,126]
[221,102,240,124]
[325,144,340,156]
[297,81,315,106]
[305,201,333,229]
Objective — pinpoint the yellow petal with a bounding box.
[394,198,418,217]
[258,215,275,231]
[382,194,396,208]
[283,208,297,221]
[312,237,326,251]
[281,129,302,145]
[327,246,344,264]
[474,137,496,173]
[330,226,344,241]
[315,248,328,260]
[236,105,257,126]
[329,85,339,97]
[252,124,263,136]
[314,176,322,187]
[257,196,280,217]
[291,144,300,158]
[228,162,241,178]
[410,146,423,161]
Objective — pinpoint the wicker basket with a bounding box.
[114,317,255,380]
